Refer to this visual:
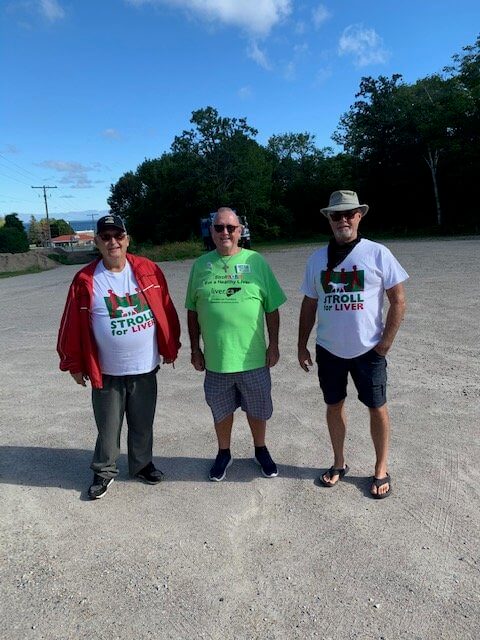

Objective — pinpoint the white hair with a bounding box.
[212,207,241,225]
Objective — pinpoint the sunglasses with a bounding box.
[328,211,358,222]
[98,231,126,242]
[213,224,239,233]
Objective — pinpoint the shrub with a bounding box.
[132,240,204,262]
[47,253,69,265]
[0,227,29,253]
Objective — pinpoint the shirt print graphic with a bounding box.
[320,266,365,312]
[203,271,246,303]
[104,288,155,336]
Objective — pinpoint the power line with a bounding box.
[31,185,57,245]
[0,153,40,180]
[0,170,32,187]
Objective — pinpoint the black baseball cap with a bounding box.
[96,214,127,234]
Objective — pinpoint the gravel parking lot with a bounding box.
[1,239,479,640]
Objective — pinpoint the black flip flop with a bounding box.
[370,473,392,499]
[320,464,349,487]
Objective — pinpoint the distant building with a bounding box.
[51,231,95,248]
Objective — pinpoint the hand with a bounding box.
[162,357,176,365]
[191,350,205,372]
[266,344,280,368]
[70,372,88,387]
[298,347,313,372]
[373,342,389,357]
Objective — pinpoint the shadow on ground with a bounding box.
[0,446,333,491]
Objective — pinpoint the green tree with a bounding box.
[171,106,271,218]
[333,74,453,227]
[4,213,25,231]
[49,218,74,238]
[27,215,43,246]
[109,107,273,243]
[267,133,357,237]
[0,227,29,253]
[109,155,205,244]
[333,35,480,229]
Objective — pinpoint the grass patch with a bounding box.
[0,266,44,278]
[131,239,205,262]
[132,231,479,263]
[47,253,70,264]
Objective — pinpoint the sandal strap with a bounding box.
[372,474,391,488]
[324,465,349,480]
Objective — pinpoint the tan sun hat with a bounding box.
[321,190,369,217]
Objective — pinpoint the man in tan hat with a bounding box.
[297,190,408,498]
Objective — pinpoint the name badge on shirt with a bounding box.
[235,264,251,274]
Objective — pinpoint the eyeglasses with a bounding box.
[98,231,126,242]
[328,210,358,222]
[213,224,239,233]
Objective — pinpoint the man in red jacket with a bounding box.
[57,214,181,499]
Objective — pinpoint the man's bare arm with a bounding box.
[298,295,318,371]
[187,309,205,371]
[265,309,280,368]
[375,283,406,356]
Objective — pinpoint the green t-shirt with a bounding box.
[185,249,287,373]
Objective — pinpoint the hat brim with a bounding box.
[96,224,127,235]
[321,204,369,218]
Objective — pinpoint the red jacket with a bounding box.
[57,254,181,388]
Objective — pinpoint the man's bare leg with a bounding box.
[369,404,390,496]
[214,414,234,449]
[322,400,347,485]
[246,415,266,446]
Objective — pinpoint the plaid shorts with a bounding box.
[204,367,273,424]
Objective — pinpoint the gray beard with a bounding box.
[334,228,355,243]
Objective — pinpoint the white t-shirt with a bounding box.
[300,238,409,358]
[91,261,159,375]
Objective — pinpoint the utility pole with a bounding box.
[31,185,57,246]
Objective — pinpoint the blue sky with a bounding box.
[2,0,479,223]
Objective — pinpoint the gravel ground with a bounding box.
[1,239,479,640]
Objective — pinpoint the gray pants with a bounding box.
[90,368,158,479]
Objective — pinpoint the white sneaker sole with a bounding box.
[209,457,233,482]
[254,458,279,478]
[89,477,114,499]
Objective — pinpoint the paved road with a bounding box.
[1,239,479,640]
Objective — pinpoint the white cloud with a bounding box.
[247,41,271,70]
[338,24,389,67]
[6,0,65,25]
[39,0,65,22]
[37,160,100,189]
[312,4,331,29]
[1,144,20,154]
[283,42,308,80]
[294,21,306,35]
[101,128,122,140]
[127,0,291,36]
[314,66,332,86]
[284,61,295,80]
[237,85,253,100]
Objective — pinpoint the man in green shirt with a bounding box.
[185,207,287,481]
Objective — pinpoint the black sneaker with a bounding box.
[88,474,114,500]
[255,446,278,478]
[209,451,233,482]
[135,462,164,485]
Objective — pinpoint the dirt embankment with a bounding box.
[0,251,58,273]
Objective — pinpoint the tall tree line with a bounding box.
[109,36,480,243]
